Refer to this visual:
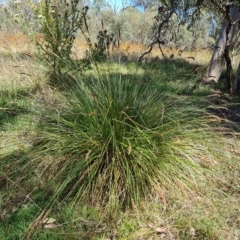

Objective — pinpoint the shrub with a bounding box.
[33,0,91,81]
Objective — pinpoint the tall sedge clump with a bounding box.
[34,0,90,82]
[27,75,226,212]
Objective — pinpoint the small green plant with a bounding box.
[34,0,90,80]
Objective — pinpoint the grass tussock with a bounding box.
[14,74,234,212]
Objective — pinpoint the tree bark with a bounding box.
[233,62,240,94]
[203,5,240,84]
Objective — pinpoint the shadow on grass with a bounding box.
[207,104,240,131]
[0,91,30,129]
[114,58,240,132]
[62,58,203,89]
[108,57,217,96]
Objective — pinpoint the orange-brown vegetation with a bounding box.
[0,32,31,52]
[0,32,211,64]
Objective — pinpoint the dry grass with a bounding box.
[0,33,46,92]
[0,33,31,53]
[0,33,212,64]
[118,42,212,65]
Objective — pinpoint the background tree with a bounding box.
[202,2,240,93]
[144,0,240,94]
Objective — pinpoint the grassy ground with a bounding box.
[0,34,240,240]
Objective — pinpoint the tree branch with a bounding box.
[138,7,175,62]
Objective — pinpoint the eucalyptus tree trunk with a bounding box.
[233,63,240,93]
[203,5,240,84]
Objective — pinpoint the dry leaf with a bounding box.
[147,223,155,228]
[43,217,56,224]
[89,93,98,98]
[156,227,167,233]
[44,223,57,229]
[128,145,132,155]
[85,149,91,161]
[11,206,19,213]
[89,112,97,117]
[189,227,196,237]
